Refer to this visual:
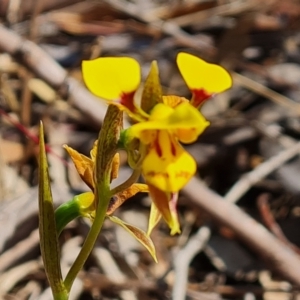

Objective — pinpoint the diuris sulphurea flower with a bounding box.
[82,53,232,235]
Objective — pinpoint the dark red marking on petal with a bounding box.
[154,138,162,157]
[120,91,136,112]
[146,171,169,179]
[191,89,212,108]
[170,140,176,157]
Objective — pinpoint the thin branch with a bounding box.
[170,0,260,27]
[173,136,300,299]
[224,140,300,203]
[105,0,215,53]
[257,194,300,255]
[232,72,300,115]
[172,226,211,300]
[0,24,108,126]
[183,177,300,286]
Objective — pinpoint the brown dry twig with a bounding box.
[257,194,300,255]
[224,140,300,203]
[0,229,39,272]
[169,0,264,27]
[0,24,108,126]
[183,177,300,286]
[232,72,300,115]
[173,137,300,299]
[172,226,211,300]
[105,0,215,53]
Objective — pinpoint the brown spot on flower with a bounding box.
[147,171,169,179]
[175,171,190,178]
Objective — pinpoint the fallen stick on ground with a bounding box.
[173,134,300,299]
[232,72,300,115]
[182,176,300,286]
[224,140,300,203]
[0,24,108,126]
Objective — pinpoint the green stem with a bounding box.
[64,105,122,293]
[53,291,69,300]
[110,166,142,195]
[111,143,146,195]
[63,188,110,292]
[55,198,81,237]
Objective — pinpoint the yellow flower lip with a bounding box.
[177,52,232,107]
[142,131,197,192]
[147,185,181,236]
[79,52,234,239]
[129,102,210,144]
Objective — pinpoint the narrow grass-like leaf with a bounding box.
[38,121,68,300]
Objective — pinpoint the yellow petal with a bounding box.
[64,145,94,190]
[148,184,181,235]
[149,103,174,120]
[176,128,199,143]
[111,153,120,181]
[75,192,95,220]
[142,131,196,192]
[90,140,98,162]
[130,102,209,143]
[138,129,157,145]
[147,202,162,236]
[82,57,141,100]
[177,52,232,95]
[162,95,188,108]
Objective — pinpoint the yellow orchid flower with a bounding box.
[126,99,209,235]
[81,52,232,235]
[81,53,228,191]
[128,100,209,192]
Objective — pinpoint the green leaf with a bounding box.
[141,60,162,113]
[108,215,157,262]
[55,198,81,237]
[38,122,68,299]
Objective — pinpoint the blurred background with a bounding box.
[1,0,300,299]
